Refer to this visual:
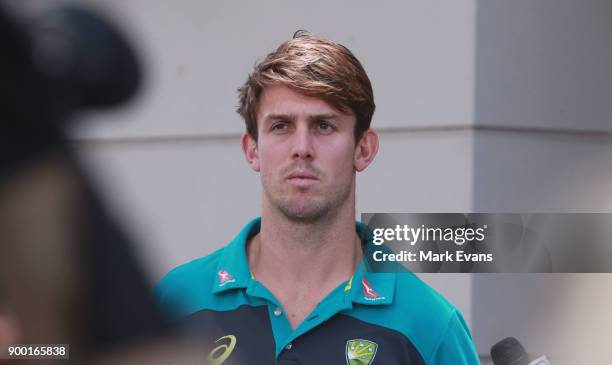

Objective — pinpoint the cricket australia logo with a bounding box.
[346,339,378,365]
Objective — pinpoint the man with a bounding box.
[156,31,480,364]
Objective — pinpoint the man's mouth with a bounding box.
[286,171,318,186]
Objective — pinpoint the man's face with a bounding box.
[246,85,358,222]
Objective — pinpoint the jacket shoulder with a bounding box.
[348,272,477,364]
[392,273,478,364]
[154,248,224,318]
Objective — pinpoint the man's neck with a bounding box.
[250,204,361,284]
[247,203,362,329]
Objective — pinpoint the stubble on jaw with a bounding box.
[262,169,354,226]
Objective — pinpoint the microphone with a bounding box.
[490,337,551,365]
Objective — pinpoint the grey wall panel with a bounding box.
[475,0,612,133]
[472,130,612,212]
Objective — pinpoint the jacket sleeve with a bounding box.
[429,309,481,365]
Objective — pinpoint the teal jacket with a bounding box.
[156,218,480,365]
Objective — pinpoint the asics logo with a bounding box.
[208,335,237,365]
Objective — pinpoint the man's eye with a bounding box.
[318,121,335,133]
[271,122,289,131]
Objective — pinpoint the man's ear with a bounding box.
[354,129,379,172]
[241,133,260,172]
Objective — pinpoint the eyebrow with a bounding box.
[307,113,339,122]
[263,113,340,123]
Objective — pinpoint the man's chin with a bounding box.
[278,202,329,223]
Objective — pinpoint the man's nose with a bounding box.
[290,125,314,160]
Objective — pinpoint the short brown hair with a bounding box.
[237,31,375,142]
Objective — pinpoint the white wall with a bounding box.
[76,0,475,139]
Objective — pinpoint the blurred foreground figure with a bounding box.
[0,3,209,364]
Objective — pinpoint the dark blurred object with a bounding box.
[0,2,171,363]
[30,5,141,111]
[0,3,140,180]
